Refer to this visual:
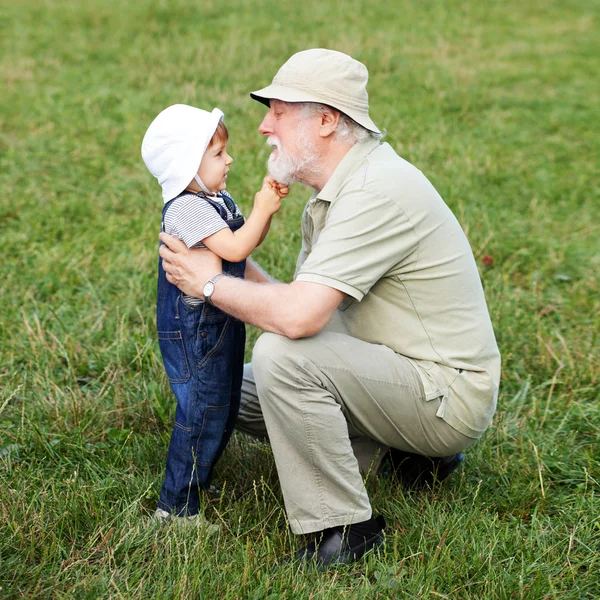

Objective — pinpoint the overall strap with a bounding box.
[161,197,178,233]
[202,195,229,220]
[219,191,238,218]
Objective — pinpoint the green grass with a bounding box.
[1,0,598,597]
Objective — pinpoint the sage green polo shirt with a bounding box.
[295,138,501,439]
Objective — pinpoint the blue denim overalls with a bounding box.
[156,191,246,516]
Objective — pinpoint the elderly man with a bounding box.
[159,48,501,566]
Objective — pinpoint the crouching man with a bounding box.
[159,48,501,567]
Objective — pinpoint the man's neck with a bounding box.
[304,140,355,192]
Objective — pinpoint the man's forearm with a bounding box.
[157,233,342,337]
[244,258,277,284]
[210,276,295,336]
[209,275,343,339]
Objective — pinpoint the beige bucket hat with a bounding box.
[250,48,380,134]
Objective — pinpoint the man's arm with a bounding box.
[159,233,344,338]
[211,277,344,338]
[245,258,275,283]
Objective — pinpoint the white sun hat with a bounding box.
[250,48,380,134]
[141,104,224,202]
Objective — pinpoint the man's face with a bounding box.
[258,100,321,185]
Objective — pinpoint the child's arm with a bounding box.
[257,178,289,246]
[202,178,286,262]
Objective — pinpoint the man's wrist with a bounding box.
[203,273,226,304]
[205,272,225,286]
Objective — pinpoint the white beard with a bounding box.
[266,131,322,186]
[266,139,297,185]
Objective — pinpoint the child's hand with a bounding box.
[265,176,290,199]
[254,177,282,216]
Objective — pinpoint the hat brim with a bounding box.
[160,109,223,202]
[250,84,380,134]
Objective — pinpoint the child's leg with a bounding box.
[158,306,242,515]
[207,318,246,479]
[158,380,203,516]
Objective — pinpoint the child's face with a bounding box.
[197,140,233,193]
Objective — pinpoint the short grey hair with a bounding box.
[296,102,383,145]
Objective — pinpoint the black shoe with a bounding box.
[290,515,386,568]
[387,448,465,488]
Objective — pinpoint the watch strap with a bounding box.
[204,273,225,303]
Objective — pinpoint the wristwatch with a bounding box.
[203,273,225,304]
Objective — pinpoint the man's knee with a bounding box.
[252,333,330,405]
[252,332,292,386]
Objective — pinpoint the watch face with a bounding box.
[203,281,215,299]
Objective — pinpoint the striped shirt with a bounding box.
[163,191,242,306]
[163,191,242,249]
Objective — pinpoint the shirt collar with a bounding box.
[312,137,381,204]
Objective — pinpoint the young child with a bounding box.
[141,104,288,521]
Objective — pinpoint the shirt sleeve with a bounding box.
[295,189,419,301]
[165,196,229,248]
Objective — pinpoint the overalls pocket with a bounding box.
[158,330,191,383]
[195,317,231,371]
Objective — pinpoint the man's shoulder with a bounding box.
[366,143,423,179]
[351,144,441,204]
[335,147,419,201]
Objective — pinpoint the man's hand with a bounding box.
[159,233,222,298]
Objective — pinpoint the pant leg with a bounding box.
[211,319,246,471]
[238,364,388,477]
[249,330,473,535]
[159,312,238,515]
[237,362,269,439]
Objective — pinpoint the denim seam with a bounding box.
[196,318,231,371]
[174,421,192,432]
[157,330,191,383]
[194,405,228,467]
[294,362,329,524]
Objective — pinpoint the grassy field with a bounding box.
[1,0,598,597]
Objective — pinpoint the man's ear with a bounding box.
[318,109,341,138]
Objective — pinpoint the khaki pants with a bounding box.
[236,331,473,534]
